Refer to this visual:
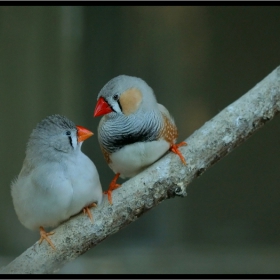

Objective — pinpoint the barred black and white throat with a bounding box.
[98,108,163,154]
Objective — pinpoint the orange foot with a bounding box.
[83,202,97,223]
[39,226,55,250]
[170,141,188,165]
[103,173,121,205]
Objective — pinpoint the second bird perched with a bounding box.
[94,75,187,204]
[11,115,103,249]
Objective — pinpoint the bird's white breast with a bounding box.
[109,139,169,178]
[12,162,74,230]
[66,152,103,213]
[11,152,103,231]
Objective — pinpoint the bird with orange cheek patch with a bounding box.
[93,75,187,205]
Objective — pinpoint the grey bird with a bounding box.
[11,114,103,249]
[93,75,187,204]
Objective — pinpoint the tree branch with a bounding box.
[1,66,280,274]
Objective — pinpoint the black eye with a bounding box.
[113,94,118,101]
[66,131,71,136]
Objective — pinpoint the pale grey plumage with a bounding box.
[11,114,103,232]
[97,75,158,114]
[26,114,78,164]
[97,75,167,154]
[96,75,179,179]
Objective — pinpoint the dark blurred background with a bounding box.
[0,6,280,274]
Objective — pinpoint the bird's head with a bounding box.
[94,75,157,118]
[27,115,93,160]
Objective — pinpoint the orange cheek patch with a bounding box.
[119,88,142,115]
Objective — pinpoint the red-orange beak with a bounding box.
[76,125,93,143]
[93,97,113,117]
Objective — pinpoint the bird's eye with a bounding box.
[113,94,118,101]
[66,131,71,136]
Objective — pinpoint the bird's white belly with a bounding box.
[110,139,169,178]
[67,153,103,215]
[12,166,74,230]
[12,156,103,231]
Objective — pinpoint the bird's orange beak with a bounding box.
[76,125,94,142]
[94,97,113,117]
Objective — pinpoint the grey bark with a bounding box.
[1,66,280,274]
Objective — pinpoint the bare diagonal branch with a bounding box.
[1,66,280,274]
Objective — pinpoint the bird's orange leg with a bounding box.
[39,226,55,250]
[103,173,121,205]
[83,202,97,223]
[170,141,187,165]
